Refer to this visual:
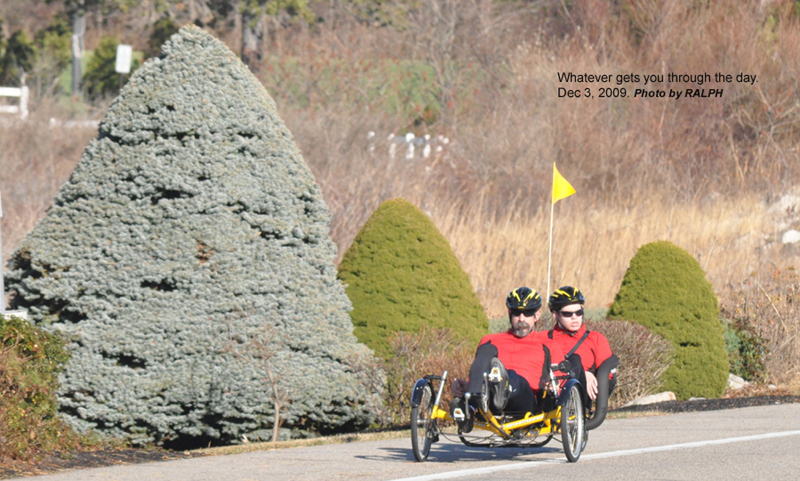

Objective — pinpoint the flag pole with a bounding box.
[546,162,575,326]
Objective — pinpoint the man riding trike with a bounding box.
[410,286,618,463]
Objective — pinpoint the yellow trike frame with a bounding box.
[410,367,586,463]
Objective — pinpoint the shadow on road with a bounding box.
[357,442,561,464]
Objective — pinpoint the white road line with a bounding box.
[391,430,800,481]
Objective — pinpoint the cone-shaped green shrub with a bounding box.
[4,26,379,447]
[338,198,488,358]
[607,241,728,400]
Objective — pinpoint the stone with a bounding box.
[781,230,800,244]
[728,373,749,390]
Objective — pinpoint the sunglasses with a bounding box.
[558,309,584,318]
[510,309,538,317]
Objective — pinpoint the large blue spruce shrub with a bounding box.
[4,26,380,447]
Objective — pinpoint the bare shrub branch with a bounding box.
[382,327,473,427]
[223,322,294,443]
[587,319,674,408]
[720,267,800,384]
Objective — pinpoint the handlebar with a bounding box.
[585,354,619,431]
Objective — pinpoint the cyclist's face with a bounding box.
[556,304,584,332]
[508,309,540,338]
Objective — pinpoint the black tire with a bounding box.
[411,383,435,461]
[530,434,553,448]
[581,428,588,452]
[560,384,585,462]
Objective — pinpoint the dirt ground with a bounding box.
[2,391,799,479]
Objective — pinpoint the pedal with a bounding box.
[452,407,465,422]
[489,367,503,383]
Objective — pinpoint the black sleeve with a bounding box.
[539,345,551,391]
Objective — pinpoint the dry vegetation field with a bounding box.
[1,0,799,369]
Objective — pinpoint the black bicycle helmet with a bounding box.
[506,287,542,311]
[548,286,585,312]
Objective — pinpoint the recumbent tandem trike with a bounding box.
[409,355,619,463]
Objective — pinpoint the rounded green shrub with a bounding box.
[338,198,488,358]
[607,240,728,400]
[5,26,379,447]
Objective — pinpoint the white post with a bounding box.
[20,85,29,120]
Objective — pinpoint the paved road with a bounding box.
[23,403,800,481]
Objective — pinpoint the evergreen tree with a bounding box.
[608,241,728,400]
[0,30,35,86]
[338,198,488,359]
[5,26,379,447]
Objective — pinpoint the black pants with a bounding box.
[466,343,538,414]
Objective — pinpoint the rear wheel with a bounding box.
[411,384,435,461]
[530,434,553,448]
[560,384,584,462]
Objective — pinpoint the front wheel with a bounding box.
[560,384,585,462]
[411,383,435,461]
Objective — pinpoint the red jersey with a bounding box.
[477,331,565,391]
[543,324,613,373]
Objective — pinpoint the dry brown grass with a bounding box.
[0,113,96,261]
[434,194,778,316]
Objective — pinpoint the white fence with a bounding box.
[369,131,450,161]
[0,85,29,120]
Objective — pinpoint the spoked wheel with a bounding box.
[560,384,585,462]
[411,383,435,461]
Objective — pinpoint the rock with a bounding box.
[769,384,777,390]
[782,230,800,244]
[728,373,750,390]
[688,397,707,401]
[768,192,800,215]
[622,391,677,407]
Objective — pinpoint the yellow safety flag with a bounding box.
[551,163,576,205]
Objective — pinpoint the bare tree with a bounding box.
[224,322,294,443]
